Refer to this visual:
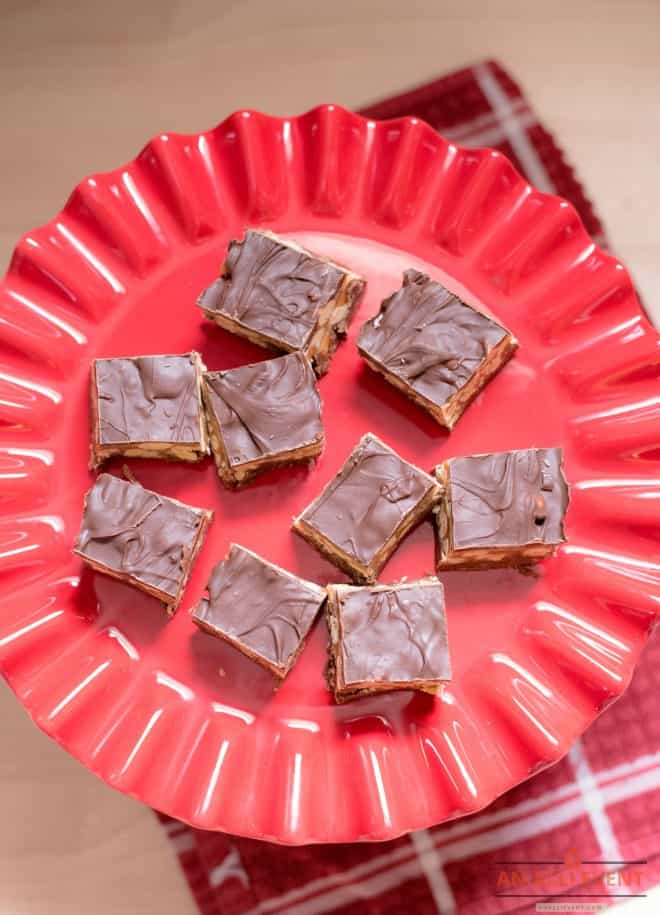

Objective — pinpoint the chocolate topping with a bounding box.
[75,473,208,598]
[357,270,509,408]
[193,545,325,672]
[203,353,323,467]
[94,353,204,444]
[301,433,437,565]
[337,582,451,685]
[198,230,344,349]
[448,448,569,549]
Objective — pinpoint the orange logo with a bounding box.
[494,846,645,896]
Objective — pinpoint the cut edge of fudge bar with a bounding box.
[89,351,210,470]
[325,580,451,703]
[191,544,327,679]
[292,433,442,585]
[201,354,324,489]
[73,474,212,615]
[358,332,518,430]
[433,449,569,571]
[198,229,366,376]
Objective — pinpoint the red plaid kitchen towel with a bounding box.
[159,59,660,914]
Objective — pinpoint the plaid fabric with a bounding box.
[159,60,659,914]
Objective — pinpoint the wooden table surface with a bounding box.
[1,1,658,912]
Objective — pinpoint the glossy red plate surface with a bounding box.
[1,106,658,844]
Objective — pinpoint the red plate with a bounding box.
[0,106,658,844]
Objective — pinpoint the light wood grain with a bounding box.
[0,2,658,912]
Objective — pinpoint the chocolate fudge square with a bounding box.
[74,474,212,614]
[435,447,569,569]
[326,579,451,703]
[90,352,208,468]
[191,544,326,679]
[357,270,518,429]
[202,352,323,488]
[293,433,441,584]
[197,229,365,375]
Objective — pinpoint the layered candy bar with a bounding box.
[198,229,366,375]
[434,447,569,569]
[293,433,441,584]
[192,544,326,679]
[357,270,517,429]
[202,352,323,487]
[90,352,208,468]
[326,579,451,703]
[74,473,212,614]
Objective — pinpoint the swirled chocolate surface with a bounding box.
[193,545,325,671]
[336,582,451,685]
[448,448,569,549]
[300,433,437,565]
[357,270,510,407]
[198,230,344,349]
[95,353,203,444]
[76,474,208,597]
[203,353,322,466]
